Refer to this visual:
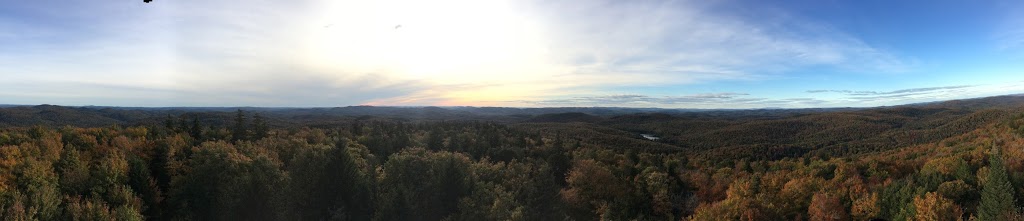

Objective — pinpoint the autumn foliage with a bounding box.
[0,102,1024,220]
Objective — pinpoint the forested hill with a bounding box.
[602,95,1024,160]
[3,95,1022,128]
[0,105,687,127]
[2,95,1024,220]
[4,95,1023,157]
[0,104,784,127]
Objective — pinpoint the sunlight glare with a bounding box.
[304,0,549,84]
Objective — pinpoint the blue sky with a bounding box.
[1,0,1023,108]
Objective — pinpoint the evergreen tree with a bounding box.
[252,113,268,140]
[231,109,248,142]
[427,127,444,151]
[163,114,176,131]
[177,117,189,133]
[127,156,162,219]
[190,117,203,142]
[322,140,373,220]
[979,145,1016,221]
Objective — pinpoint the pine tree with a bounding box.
[163,114,176,131]
[979,145,1016,221]
[177,116,189,133]
[189,117,203,142]
[252,113,268,140]
[231,109,248,142]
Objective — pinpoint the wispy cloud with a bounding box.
[512,93,839,108]
[807,85,974,96]
[531,0,915,83]
[0,0,919,107]
[516,82,1024,108]
[805,85,985,104]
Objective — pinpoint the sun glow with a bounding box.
[302,0,552,85]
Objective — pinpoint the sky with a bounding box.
[2,0,1024,108]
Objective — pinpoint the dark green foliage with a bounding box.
[288,140,373,220]
[938,180,977,207]
[56,147,90,196]
[376,148,472,221]
[252,113,268,140]
[163,115,175,132]
[979,146,1016,221]
[167,142,289,220]
[879,179,924,220]
[427,127,444,151]
[189,117,203,142]
[128,156,162,219]
[231,109,248,142]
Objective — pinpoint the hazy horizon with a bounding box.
[3,0,1024,108]
[4,92,1019,109]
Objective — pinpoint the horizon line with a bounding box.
[1,93,1018,111]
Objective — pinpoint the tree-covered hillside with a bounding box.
[2,95,1024,220]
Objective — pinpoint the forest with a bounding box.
[2,95,1024,220]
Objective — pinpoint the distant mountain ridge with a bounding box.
[1,94,1023,128]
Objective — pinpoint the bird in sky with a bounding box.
[143,0,152,3]
[395,25,402,29]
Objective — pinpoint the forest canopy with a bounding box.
[2,95,1024,220]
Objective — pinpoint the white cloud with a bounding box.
[527,0,915,83]
[804,83,1024,107]
[513,82,1024,109]
[0,0,916,107]
[514,93,841,109]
